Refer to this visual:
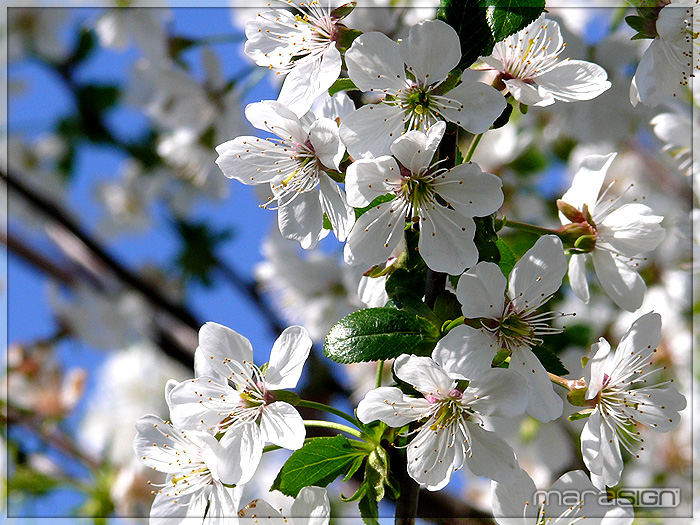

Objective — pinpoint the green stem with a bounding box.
[376,360,385,388]
[297,399,361,428]
[463,133,483,162]
[304,420,363,439]
[503,218,560,237]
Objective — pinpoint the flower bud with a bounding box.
[556,199,585,223]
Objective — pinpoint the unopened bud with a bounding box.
[331,1,356,21]
[556,199,586,223]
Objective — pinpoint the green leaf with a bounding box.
[271,436,366,497]
[76,84,121,113]
[8,466,61,496]
[173,219,233,286]
[438,0,545,70]
[324,308,439,363]
[358,491,380,525]
[531,346,569,376]
[385,268,440,326]
[432,291,462,324]
[474,215,500,264]
[484,0,546,43]
[329,77,359,97]
[354,194,395,219]
[496,238,516,278]
[343,454,366,482]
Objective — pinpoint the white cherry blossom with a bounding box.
[340,19,506,158]
[630,1,700,107]
[244,0,350,116]
[238,486,330,524]
[492,468,634,525]
[481,15,611,107]
[558,153,665,312]
[344,121,503,274]
[167,322,312,485]
[434,235,567,422]
[580,312,686,488]
[216,99,354,249]
[133,414,241,523]
[356,354,526,490]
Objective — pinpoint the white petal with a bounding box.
[510,346,563,422]
[278,46,342,117]
[508,235,567,312]
[340,103,405,159]
[560,153,616,214]
[344,156,400,207]
[167,378,235,431]
[357,275,389,308]
[614,311,662,369]
[265,325,312,390]
[599,203,665,257]
[418,205,478,274]
[206,483,243,523]
[401,19,460,84]
[215,136,291,185]
[580,410,623,488]
[432,324,498,380]
[568,253,590,303]
[632,386,686,431]
[133,416,183,474]
[308,117,344,170]
[535,59,611,103]
[311,91,356,121]
[150,489,206,523]
[195,322,253,379]
[218,423,263,485]
[260,401,306,450]
[591,249,645,312]
[465,423,518,482]
[344,198,405,267]
[356,386,430,426]
[238,497,283,521]
[394,354,455,397]
[465,368,528,418]
[584,338,613,400]
[390,121,445,175]
[277,190,326,249]
[456,261,506,319]
[491,468,538,525]
[406,423,456,491]
[504,78,552,106]
[290,486,331,525]
[437,81,507,133]
[432,161,504,217]
[345,31,405,92]
[318,173,355,242]
[244,101,307,143]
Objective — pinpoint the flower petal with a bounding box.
[340,103,405,159]
[400,20,460,85]
[456,261,506,319]
[278,46,342,117]
[465,423,519,482]
[290,486,331,525]
[344,156,400,208]
[465,368,528,418]
[598,203,665,257]
[244,101,307,143]
[508,235,567,312]
[406,423,456,491]
[277,190,326,249]
[580,409,623,488]
[150,488,206,523]
[432,324,498,380]
[504,78,552,106]
[215,135,292,185]
[393,354,454,397]
[218,423,263,485]
[318,173,355,242]
[195,322,253,379]
[356,386,430,427]
[632,386,686,431]
[344,198,405,267]
[345,31,406,92]
[432,161,503,218]
[308,117,344,171]
[591,249,645,312]
[491,468,538,525]
[559,153,616,215]
[535,59,611,103]
[264,325,312,390]
[260,401,306,450]
[568,253,590,303]
[510,346,563,422]
[418,204,478,274]
[437,81,507,133]
[584,337,613,400]
[167,377,235,432]
[390,121,445,175]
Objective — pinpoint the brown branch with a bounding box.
[1,229,75,285]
